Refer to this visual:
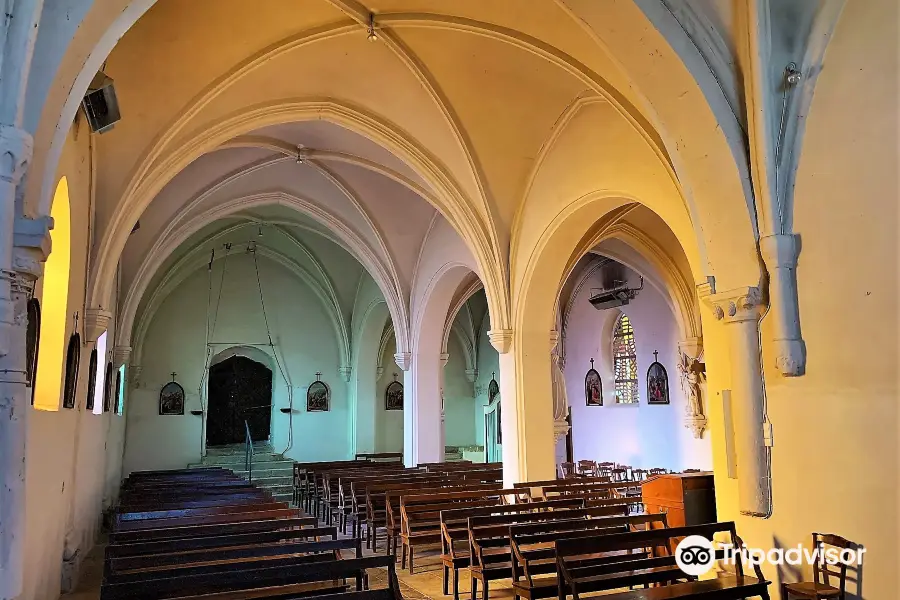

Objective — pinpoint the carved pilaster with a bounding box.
[487,329,513,354]
[464,368,477,383]
[84,308,113,342]
[338,365,352,382]
[704,286,763,323]
[393,352,412,371]
[376,366,384,380]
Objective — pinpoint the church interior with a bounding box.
[0,1,896,600]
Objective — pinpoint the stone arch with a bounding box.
[122,192,396,362]
[85,101,509,341]
[209,345,275,371]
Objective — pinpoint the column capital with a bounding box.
[393,352,412,371]
[487,329,513,354]
[704,286,764,324]
[678,337,703,360]
[464,368,477,383]
[0,125,34,185]
[339,365,352,382]
[112,346,132,367]
[439,352,450,367]
[376,366,385,380]
[84,308,113,342]
[10,215,52,283]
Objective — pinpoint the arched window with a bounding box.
[85,348,98,411]
[33,177,71,411]
[102,362,113,413]
[92,331,108,414]
[25,298,41,405]
[62,333,81,409]
[612,314,638,404]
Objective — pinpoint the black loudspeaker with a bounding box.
[82,72,121,134]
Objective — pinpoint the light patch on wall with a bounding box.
[33,177,71,411]
[92,331,107,415]
[115,365,126,415]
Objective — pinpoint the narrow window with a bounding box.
[613,314,638,404]
[85,348,98,411]
[61,333,81,409]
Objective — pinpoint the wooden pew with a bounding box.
[438,498,586,600]
[508,513,667,600]
[468,506,634,600]
[105,537,362,580]
[107,524,338,559]
[555,521,771,600]
[100,553,402,600]
[399,487,515,573]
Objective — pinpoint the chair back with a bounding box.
[558,462,576,479]
[813,532,859,594]
[576,460,596,476]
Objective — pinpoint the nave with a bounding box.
[84,455,769,600]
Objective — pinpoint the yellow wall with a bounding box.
[33,177,71,411]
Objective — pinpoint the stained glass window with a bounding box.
[613,314,638,404]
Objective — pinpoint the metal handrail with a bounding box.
[244,420,254,482]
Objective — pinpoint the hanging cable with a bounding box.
[252,249,295,455]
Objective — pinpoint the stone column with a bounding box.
[704,287,771,516]
[760,234,805,376]
[490,328,557,486]
[438,352,449,458]
[0,213,50,600]
[396,350,444,467]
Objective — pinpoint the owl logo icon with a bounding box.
[675,535,715,576]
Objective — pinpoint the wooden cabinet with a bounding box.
[641,472,716,527]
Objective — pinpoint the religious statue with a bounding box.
[552,353,570,442]
[678,352,707,438]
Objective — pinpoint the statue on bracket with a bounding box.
[159,372,185,416]
[307,372,330,412]
[584,358,602,406]
[385,373,403,410]
[678,353,707,438]
[646,350,670,405]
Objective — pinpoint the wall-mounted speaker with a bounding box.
[82,72,121,134]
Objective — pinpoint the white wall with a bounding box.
[473,326,499,447]
[564,268,711,471]
[442,337,476,448]
[123,253,350,474]
[375,335,403,452]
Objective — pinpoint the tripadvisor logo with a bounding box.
[675,536,716,576]
[675,535,867,576]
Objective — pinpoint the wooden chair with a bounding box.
[611,467,630,482]
[782,533,860,600]
[558,462,577,479]
[576,460,596,476]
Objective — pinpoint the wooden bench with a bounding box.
[105,536,363,580]
[555,521,771,600]
[399,487,514,573]
[468,505,634,600]
[438,498,587,599]
[508,513,667,600]
[100,553,401,600]
[107,524,338,558]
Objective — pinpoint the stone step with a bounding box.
[233,467,293,479]
[250,476,294,487]
[253,484,294,495]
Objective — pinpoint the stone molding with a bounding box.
[338,365,352,382]
[0,125,33,185]
[487,329,513,354]
[393,352,412,371]
[112,346,132,367]
[84,308,113,342]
